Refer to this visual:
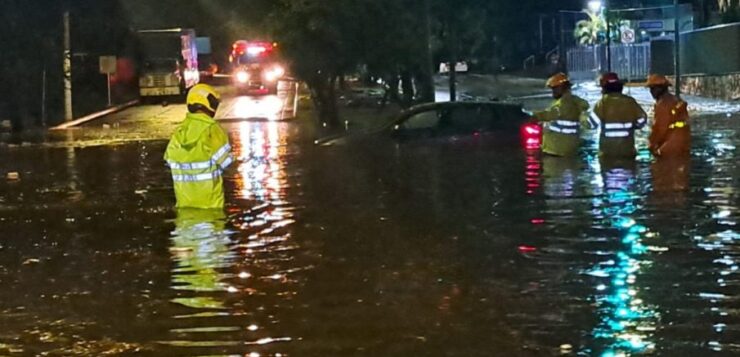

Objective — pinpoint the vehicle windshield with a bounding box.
[139,34,182,59]
[236,51,277,65]
[142,58,177,71]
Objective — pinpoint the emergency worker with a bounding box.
[164,84,233,209]
[533,73,592,156]
[646,74,691,157]
[592,72,648,158]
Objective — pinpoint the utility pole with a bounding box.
[605,5,611,72]
[539,15,544,52]
[420,0,436,102]
[63,10,73,121]
[41,67,47,126]
[448,30,457,102]
[674,0,681,97]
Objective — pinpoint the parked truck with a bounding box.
[137,28,199,99]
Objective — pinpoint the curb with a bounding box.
[50,100,139,130]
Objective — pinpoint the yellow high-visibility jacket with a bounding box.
[164,112,233,209]
[534,92,592,156]
[593,93,648,158]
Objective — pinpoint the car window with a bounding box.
[447,106,489,132]
[400,110,440,130]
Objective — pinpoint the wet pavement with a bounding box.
[0,83,738,356]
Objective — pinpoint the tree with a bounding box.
[575,10,607,45]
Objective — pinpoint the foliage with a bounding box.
[0,0,586,130]
[575,10,606,45]
[574,10,631,46]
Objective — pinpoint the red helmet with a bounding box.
[599,72,622,87]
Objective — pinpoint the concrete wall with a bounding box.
[671,72,740,101]
[654,23,740,100]
[681,23,740,75]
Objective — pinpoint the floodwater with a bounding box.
[0,107,737,356]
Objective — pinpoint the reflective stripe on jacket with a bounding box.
[534,92,591,156]
[164,112,233,209]
[593,93,648,158]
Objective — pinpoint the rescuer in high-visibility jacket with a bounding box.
[164,84,233,209]
[646,74,691,157]
[533,73,593,156]
[592,72,648,158]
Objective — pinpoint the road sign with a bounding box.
[638,20,663,30]
[99,56,117,74]
[99,56,116,107]
[622,29,636,44]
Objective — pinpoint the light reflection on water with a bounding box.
[0,110,736,355]
[163,121,297,355]
[586,162,658,356]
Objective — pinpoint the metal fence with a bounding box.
[567,43,651,82]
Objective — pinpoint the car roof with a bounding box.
[391,101,523,127]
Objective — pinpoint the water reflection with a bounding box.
[170,209,232,310]
[689,127,737,353]
[163,121,298,355]
[231,96,285,121]
[587,160,659,356]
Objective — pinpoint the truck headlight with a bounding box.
[236,71,249,83]
[272,65,285,77]
[265,66,284,82]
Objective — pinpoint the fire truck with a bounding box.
[230,41,285,95]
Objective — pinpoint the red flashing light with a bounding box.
[518,245,538,253]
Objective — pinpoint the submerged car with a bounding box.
[315,101,541,148]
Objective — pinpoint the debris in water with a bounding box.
[6,172,20,181]
[23,258,40,265]
[102,124,111,129]
[134,189,148,195]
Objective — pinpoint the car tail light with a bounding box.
[521,123,542,150]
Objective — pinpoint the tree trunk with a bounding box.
[416,0,436,103]
[307,75,340,130]
[400,69,414,107]
[380,73,400,108]
[448,22,458,102]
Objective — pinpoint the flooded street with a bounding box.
[0,95,738,356]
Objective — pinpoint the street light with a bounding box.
[586,0,610,71]
[588,0,602,14]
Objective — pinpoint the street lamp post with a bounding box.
[674,0,681,97]
[587,1,610,72]
[602,1,611,72]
